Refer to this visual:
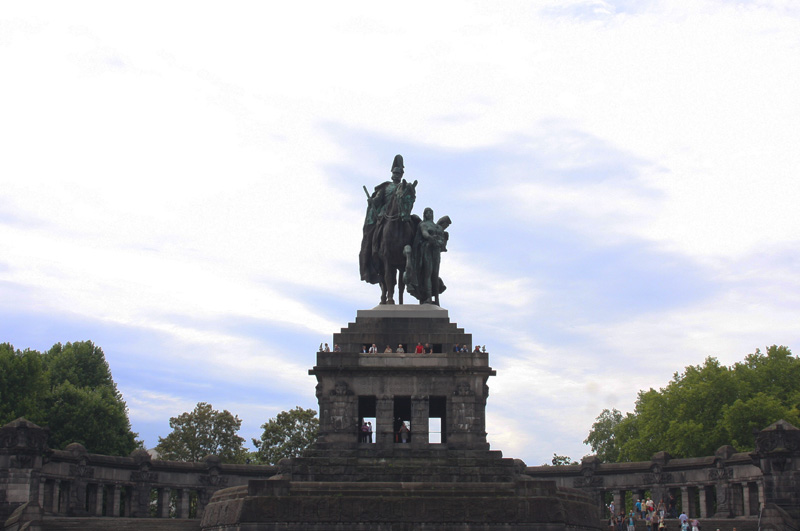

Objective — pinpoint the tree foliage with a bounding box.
[252,406,319,465]
[549,453,574,466]
[156,402,247,464]
[585,345,800,462]
[583,408,624,463]
[0,341,138,456]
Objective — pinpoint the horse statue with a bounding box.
[374,179,418,304]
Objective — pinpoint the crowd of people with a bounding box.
[608,497,702,531]
[319,342,488,354]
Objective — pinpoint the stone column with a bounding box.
[177,488,191,519]
[37,477,46,510]
[93,484,104,516]
[681,487,690,516]
[158,487,171,518]
[376,396,394,446]
[41,480,54,514]
[410,396,429,447]
[742,483,751,516]
[698,487,707,518]
[70,477,87,516]
[107,484,120,517]
[613,491,623,515]
[196,489,209,519]
[55,480,65,514]
[732,483,744,516]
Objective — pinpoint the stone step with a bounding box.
[287,480,520,497]
[38,517,199,530]
[605,518,760,531]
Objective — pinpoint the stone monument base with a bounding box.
[201,474,599,531]
[199,307,601,530]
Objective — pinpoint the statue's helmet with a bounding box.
[391,154,404,174]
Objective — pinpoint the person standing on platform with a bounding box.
[399,422,409,443]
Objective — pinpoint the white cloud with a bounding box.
[2,0,800,465]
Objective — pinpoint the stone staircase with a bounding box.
[7,517,199,531]
[605,517,761,531]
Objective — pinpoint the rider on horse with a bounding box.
[359,155,418,304]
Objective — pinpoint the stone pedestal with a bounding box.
[201,307,601,531]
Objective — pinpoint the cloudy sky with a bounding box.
[2,1,799,465]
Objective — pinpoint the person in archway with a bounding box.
[399,421,410,443]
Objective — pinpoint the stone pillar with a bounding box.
[731,483,744,516]
[93,484,104,516]
[376,396,394,446]
[70,478,86,516]
[107,484,120,517]
[177,488,191,518]
[55,480,65,514]
[613,491,623,515]
[751,420,800,523]
[0,419,49,519]
[410,396,429,447]
[698,487,707,518]
[681,487,690,516]
[196,489,209,519]
[37,477,46,509]
[41,480,54,514]
[742,483,751,516]
[158,487,171,518]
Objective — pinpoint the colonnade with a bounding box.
[38,479,202,518]
[608,482,763,518]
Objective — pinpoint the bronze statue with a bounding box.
[359,155,419,304]
[403,207,450,305]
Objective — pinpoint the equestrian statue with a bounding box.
[360,155,451,306]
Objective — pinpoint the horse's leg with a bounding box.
[379,279,387,305]
[384,260,395,304]
[398,267,404,305]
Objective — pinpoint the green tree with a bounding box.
[585,345,800,462]
[252,407,319,465]
[156,402,247,464]
[550,453,574,466]
[721,393,800,449]
[583,408,624,463]
[0,341,138,456]
[44,381,138,455]
[0,343,49,425]
[44,341,118,392]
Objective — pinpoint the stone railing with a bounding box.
[523,420,800,531]
[4,418,800,531]
[0,418,276,524]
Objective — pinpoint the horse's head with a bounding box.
[397,179,417,221]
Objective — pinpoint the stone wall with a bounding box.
[524,420,800,531]
[4,419,800,530]
[0,418,277,527]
